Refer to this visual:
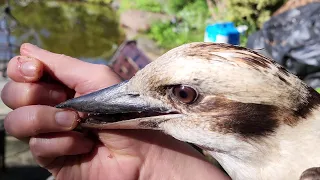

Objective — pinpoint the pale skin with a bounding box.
[1,43,230,180]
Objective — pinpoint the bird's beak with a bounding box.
[56,81,181,129]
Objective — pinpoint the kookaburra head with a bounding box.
[57,43,320,180]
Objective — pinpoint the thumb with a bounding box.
[20,43,121,94]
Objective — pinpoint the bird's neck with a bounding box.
[208,108,320,180]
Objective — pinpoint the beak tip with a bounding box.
[55,98,80,109]
[55,97,96,112]
[55,101,69,109]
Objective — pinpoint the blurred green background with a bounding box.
[0,0,125,64]
[119,0,286,49]
[0,0,289,63]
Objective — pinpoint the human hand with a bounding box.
[2,44,230,180]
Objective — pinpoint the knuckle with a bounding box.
[52,53,71,71]
[29,109,43,136]
[64,137,75,147]
[13,83,35,107]
[21,83,46,106]
[29,137,42,157]
[55,53,71,62]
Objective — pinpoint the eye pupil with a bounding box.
[179,90,188,99]
[172,85,198,104]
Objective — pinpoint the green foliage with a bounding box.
[84,0,113,4]
[148,21,204,49]
[119,0,209,49]
[163,0,196,14]
[147,0,209,49]
[120,0,162,13]
[121,0,286,49]
[11,1,125,60]
[177,0,209,29]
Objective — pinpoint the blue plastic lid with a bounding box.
[205,22,240,45]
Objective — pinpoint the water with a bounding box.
[0,0,125,72]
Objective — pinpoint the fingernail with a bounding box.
[55,111,77,128]
[21,61,37,77]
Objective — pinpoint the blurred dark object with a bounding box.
[109,40,151,80]
[0,166,52,180]
[247,2,320,89]
[0,118,5,172]
[273,0,320,16]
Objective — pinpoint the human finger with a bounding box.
[29,131,94,167]
[4,105,79,139]
[20,43,121,95]
[1,81,68,109]
[7,56,44,82]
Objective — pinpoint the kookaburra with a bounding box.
[57,43,320,180]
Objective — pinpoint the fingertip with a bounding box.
[20,44,122,93]
[29,132,94,158]
[1,82,69,110]
[7,56,43,82]
[3,106,80,139]
[20,43,40,56]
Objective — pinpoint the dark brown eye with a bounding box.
[172,85,198,104]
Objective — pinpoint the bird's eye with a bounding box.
[172,85,198,104]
